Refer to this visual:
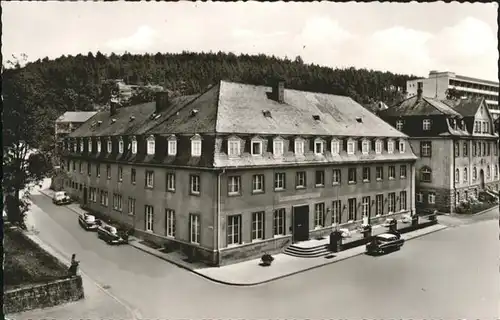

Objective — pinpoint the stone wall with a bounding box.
[4,276,84,314]
[219,236,292,265]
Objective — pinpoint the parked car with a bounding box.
[52,191,71,205]
[366,232,405,255]
[78,213,99,231]
[401,214,412,224]
[382,218,397,227]
[97,223,127,245]
[339,228,352,238]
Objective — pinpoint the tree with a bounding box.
[2,55,53,229]
[445,88,462,100]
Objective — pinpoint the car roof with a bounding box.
[377,233,398,239]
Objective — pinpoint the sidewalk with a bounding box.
[37,188,447,286]
[131,223,447,286]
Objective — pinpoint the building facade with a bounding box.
[406,71,499,120]
[62,80,417,266]
[379,90,499,213]
[55,112,98,156]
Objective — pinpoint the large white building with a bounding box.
[406,71,499,120]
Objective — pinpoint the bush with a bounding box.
[261,253,274,265]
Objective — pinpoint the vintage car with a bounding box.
[78,213,99,231]
[381,218,397,227]
[366,232,405,255]
[52,191,72,205]
[97,223,127,245]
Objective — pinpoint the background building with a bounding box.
[379,89,499,213]
[63,80,417,266]
[406,71,499,120]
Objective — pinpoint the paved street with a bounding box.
[13,194,499,319]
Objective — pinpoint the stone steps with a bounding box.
[283,243,331,258]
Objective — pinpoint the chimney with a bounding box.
[417,81,423,100]
[155,92,169,114]
[272,78,285,103]
[110,102,117,116]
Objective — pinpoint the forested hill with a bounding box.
[3,51,418,148]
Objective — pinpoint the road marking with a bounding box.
[28,227,143,320]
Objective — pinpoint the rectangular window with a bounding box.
[396,120,404,131]
[113,194,122,211]
[314,203,325,228]
[127,197,135,215]
[463,142,468,156]
[273,140,284,156]
[191,140,202,157]
[294,140,304,155]
[387,140,394,154]
[87,162,91,176]
[190,175,200,194]
[361,196,370,217]
[228,140,240,157]
[315,170,325,187]
[347,141,355,155]
[251,141,262,155]
[348,198,357,221]
[227,215,242,245]
[388,166,396,179]
[165,209,176,237]
[168,140,177,156]
[388,192,396,213]
[332,169,341,185]
[273,209,286,236]
[423,119,431,131]
[145,171,154,188]
[189,214,200,244]
[106,164,111,180]
[454,142,460,157]
[375,194,383,215]
[399,191,407,211]
[332,200,341,224]
[362,167,370,182]
[420,141,432,157]
[166,173,175,192]
[251,211,265,241]
[145,205,154,232]
[118,166,123,182]
[147,140,155,155]
[228,176,241,195]
[131,168,136,184]
[331,140,340,155]
[252,174,264,193]
[428,192,436,204]
[400,165,407,178]
[375,141,383,154]
[314,141,324,154]
[348,168,357,184]
[361,140,370,154]
[416,192,423,203]
[274,172,286,190]
[296,171,306,188]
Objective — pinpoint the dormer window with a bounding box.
[294,138,304,156]
[461,120,465,130]
[387,139,395,154]
[375,140,383,154]
[227,137,241,158]
[314,138,324,155]
[107,139,112,153]
[118,138,124,154]
[361,139,370,155]
[88,139,92,153]
[97,139,102,153]
[399,139,405,153]
[131,137,137,154]
[396,120,404,131]
[273,137,284,157]
[423,119,431,131]
[146,136,155,155]
[191,134,202,157]
[347,139,355,155]
[251,137,263,156]
[167,135,177,156]
[331,138,340,155]
[73,140,77,153]
[80,140,84,153]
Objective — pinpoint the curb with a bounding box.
[35,189,448,287]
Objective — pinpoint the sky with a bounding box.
[3,2,498,81]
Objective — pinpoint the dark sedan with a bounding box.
[97,223,127,245]
[366,232,405,255]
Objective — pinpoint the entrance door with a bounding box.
[292,205,310,243]
[479,169,485,189]
[83,187,88,206]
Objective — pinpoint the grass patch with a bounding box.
[4,227,69,290]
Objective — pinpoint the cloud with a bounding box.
[106,25,159,52]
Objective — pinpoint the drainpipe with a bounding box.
[452,139,457,213]
[216,168,226,265]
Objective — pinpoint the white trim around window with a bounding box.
[251,211,265,242]
[130,137,137,154]
[375,139,383,154]
[165,209,175,238]
[273,138,284,157]
[118,139,124,153]
[227,139,241,157]
[423,119,431,131]
[314,138,324,155]
[331,138,340,155]
[228,176,241,195]
[107,139,112,153]
[147,136,155,155]
[97,140,102,153]
[189,214,200,244]
[191,136,202,157]
[399,139,405,153]
[294,138,305,156]
[145,205,154,232]
[347,139,355,155]
[88,139,92,153]
[387,139,395,154]
[167,137,177,156]
[361,139,370,155]
[251,138,263,156]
